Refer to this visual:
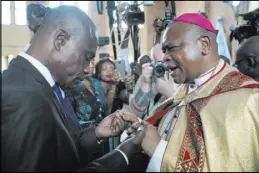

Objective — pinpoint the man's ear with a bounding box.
[53,29,70,51]
[199,36,210,56]
[246,56,257,74]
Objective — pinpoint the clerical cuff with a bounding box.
[146,140,168,172]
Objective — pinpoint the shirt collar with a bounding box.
[188,59,224,93]
[19,52,65,98]
[194,66,216,86]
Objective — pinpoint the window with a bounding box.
[78,1,89,14]
[63,1,75,6]
[2,1,11,25]
[15,1,27,25]
[49,1,61,8]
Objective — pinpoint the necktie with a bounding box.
[52,83,78,125]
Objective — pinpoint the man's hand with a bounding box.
[119,110,139,124]
[95,110,140,139]
[117,125,145,157]
[141,123,161,157]
[95,111,125,139]
[155,71,175,98]
[142,63,153,83]
[124,73,135,87]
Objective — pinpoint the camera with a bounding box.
[151,61,169,78]
[124,2,145,25]
[230,8,259,44]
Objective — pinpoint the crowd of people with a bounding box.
[2,3,259,172]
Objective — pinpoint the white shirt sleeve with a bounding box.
[146,140,168,172]
[114,148,129,165]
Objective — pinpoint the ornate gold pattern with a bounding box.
[174,71,254,172]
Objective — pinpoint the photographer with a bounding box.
[129,18,178,119]
[151,16,167,61]
[129,59,177,119]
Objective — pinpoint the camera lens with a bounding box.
[154,66,165,78]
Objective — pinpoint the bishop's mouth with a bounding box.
[169,66,179,76]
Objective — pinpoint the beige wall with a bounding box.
[2,1,33,56]
[1,1,239,61]
[2,25,32,55]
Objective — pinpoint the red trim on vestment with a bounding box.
[199,62,227,88]
[145,108,169,124]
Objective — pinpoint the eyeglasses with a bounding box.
[233,54,258,67]
[233,58,246,67]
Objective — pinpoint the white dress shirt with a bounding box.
[23,43,31,52]
[19,52,65,98]
[19,51,130,165]
[146,61,224,172]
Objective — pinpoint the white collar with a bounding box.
[188,60,224,93]
[194,66,216,86]
[19,52,65,98]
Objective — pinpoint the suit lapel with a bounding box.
[11,56,68,125]
[11,56,81,162]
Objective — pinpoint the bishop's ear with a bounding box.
[54,29,70,51]
[198,36,210,56]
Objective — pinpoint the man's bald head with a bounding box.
[162,21,219,84]
[235,36,259,81]
[28,5,98,87]
[236,36,259,57]
[37,5,98,50]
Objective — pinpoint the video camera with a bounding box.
[124,2,145,25]
[151,61,169,78]
[230,8,259,44]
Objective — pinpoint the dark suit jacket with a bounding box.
[1,56,127,172]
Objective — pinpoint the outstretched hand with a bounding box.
[95,110,139,139]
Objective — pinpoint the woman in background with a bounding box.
[65,59,108,128]
[64,59,110,162]
[95,58,121,113]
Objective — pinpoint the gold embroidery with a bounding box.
[174,71,254,172]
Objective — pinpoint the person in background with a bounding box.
[65,58,108,128]
[95,57,121,113]
[130,55,152,82]
[95,57,135,149]
[112,26,135,112]
[24,3,50,52]
[129,19,177,119]
[234,36,259,82]
[64,57,110,161]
